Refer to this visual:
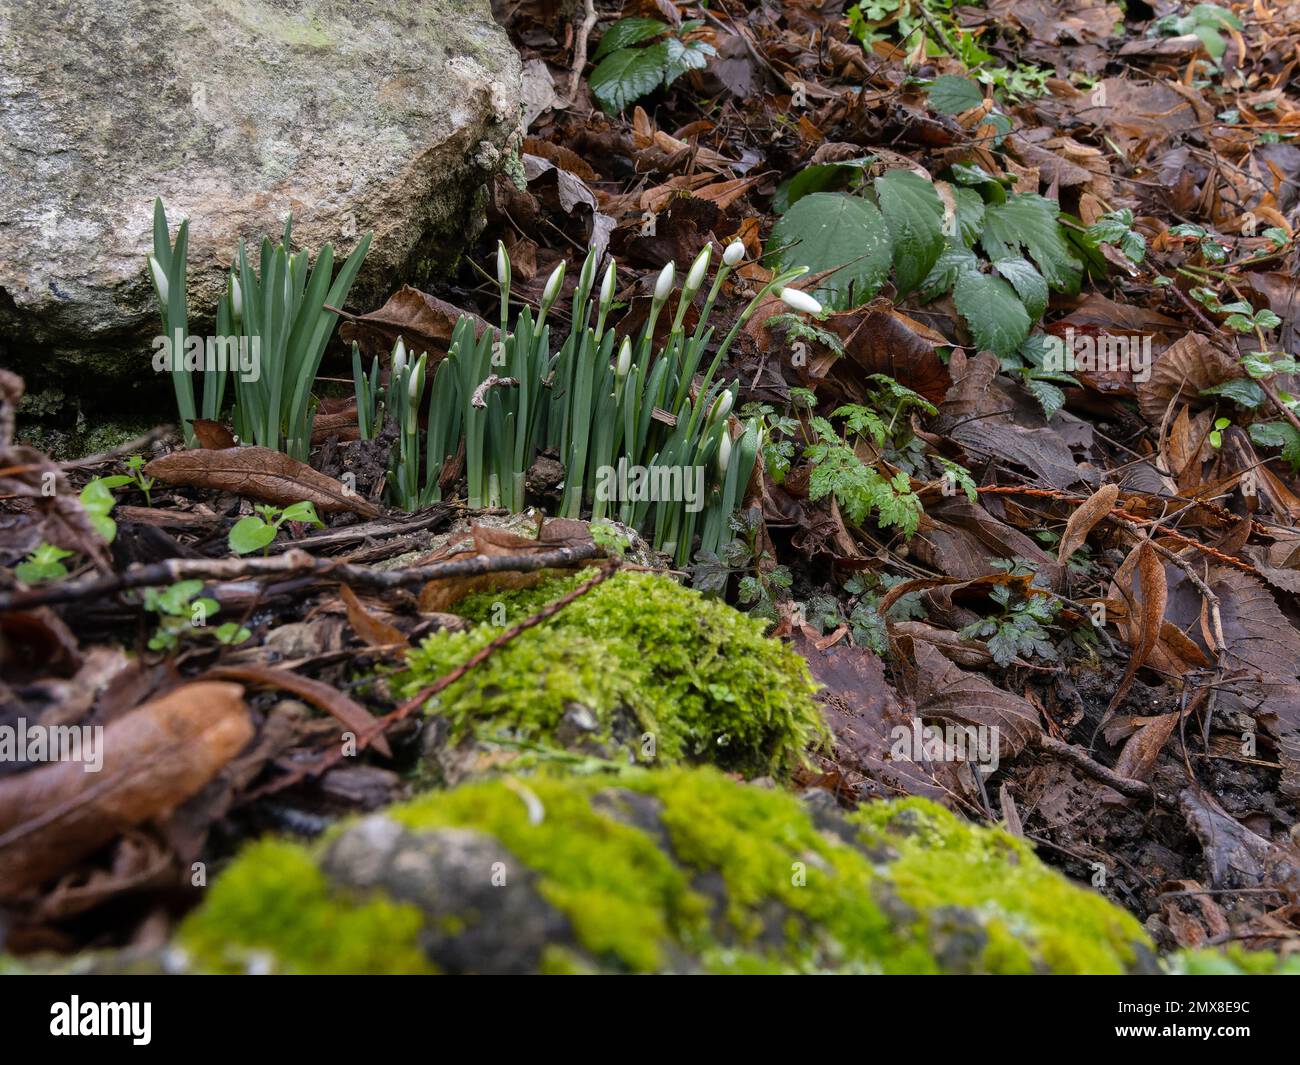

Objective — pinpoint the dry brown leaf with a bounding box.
[206,663,392,759]
[907,640,1042,755]
[340,284,491,363]
[145,446,379,517]
[1107,541,1168,714]
[1058,483,1119,563]
[1114,711,1179,782]
[190,418,238,449]
[339,584,407,649]
[0,682,252,899]
[1137,333,1240,426]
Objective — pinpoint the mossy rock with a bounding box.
[176,767,1155,974]
[396,570,827,783]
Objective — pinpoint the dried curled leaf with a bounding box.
[1058,483,1118,563]
[0,682,252,899]
[145,446,379,517]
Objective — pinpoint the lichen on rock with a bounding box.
[396,569,828,782]
[176,767,1155,974]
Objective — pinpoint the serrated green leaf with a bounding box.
[1202,378,1266,408]
[664,37,715,86]
[980,194,1082,293]
[874,169,945,296]
[1250,421,1300,472]
[920,243,980,300]
[1023,375,1066,419]
[589,42,670,112]
[951,186,985,245]
[592,18,670,61]
[994,257,1048,321]
[773,159,872,214]
[927,75,984,115]
[953,271,1031,357]
[767,193,893,310]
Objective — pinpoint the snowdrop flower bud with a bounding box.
[542,261,566,310]
[579,249,597,293]
[229,275,242,319]
[599,260,617,311]
[392,338,407,377]
[723,240,746,267]
[653,261,675,303]
[685,245,711,294]
[717,432,732,475]
[148,256,169,303]
[496,241,509,287]
[409,353,427,402]
[779,287,822,315]
[616,337,632,378]
[711,390,734,422]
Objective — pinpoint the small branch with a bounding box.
[560,0,598,108]
[0,542,605,613]
[1039,734,1167,804]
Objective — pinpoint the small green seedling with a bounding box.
[80,477,121,543]
[228,501,324,556]
[98,455,155,507]
[1209,417,1232,448]
[15,543,75,584]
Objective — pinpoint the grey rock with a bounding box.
[0,0,522,401]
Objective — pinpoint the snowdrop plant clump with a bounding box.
[382,241,818,564]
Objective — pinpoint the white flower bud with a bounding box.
[711,390,734,422]
[779,287,822,315]
[600,260,617,310]
[148,256,169,303]
[392,338,407,377]
[685,245,711,293]
[723,240,746,267]
[717,432,732,475]
[579,250,597,293]
[542,261,566,308]
[653,261,675,303]
[616,337,632,377]
[229,275,242,319]
[409,353,427,402]
[496,241,509,287]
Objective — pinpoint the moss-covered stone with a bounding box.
[175,768,1154,974]
[397,570,827,781]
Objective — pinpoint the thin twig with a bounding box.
[0,542,605,613]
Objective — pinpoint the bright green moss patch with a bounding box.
[849,798,1149,975]
[1168,947,1300,975]
[178,768,1152,974]
[399,569,827,778]
[178,839,434,975]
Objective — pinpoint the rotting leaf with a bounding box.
[144,447,379,517]
[0,682,252,900]
[1057,483,1119,563]
[339,584,407,650]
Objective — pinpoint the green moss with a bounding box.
[1167,946,1300,975]
[848,798,1148,974]
[398,570,827,779]
[179,769,1152,974]
[178,839,434,974]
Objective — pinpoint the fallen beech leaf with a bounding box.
[1114,711,1178,782]
[339,584,407,649]
[144,446,379,517]
[1107,541,1168,714]
[206,663,391,759]
[1137,333,1239,427]
[1058,483,1119,563]
[340,284,491,363]
[908,640,1042,755]
[190,419,237,449]
[0,681,252,899]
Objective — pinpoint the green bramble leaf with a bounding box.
[592,18,671,61]
[953,271,1032,358]
[927,75,985,115]
[590,42,670,112]
[767,193,893,310]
